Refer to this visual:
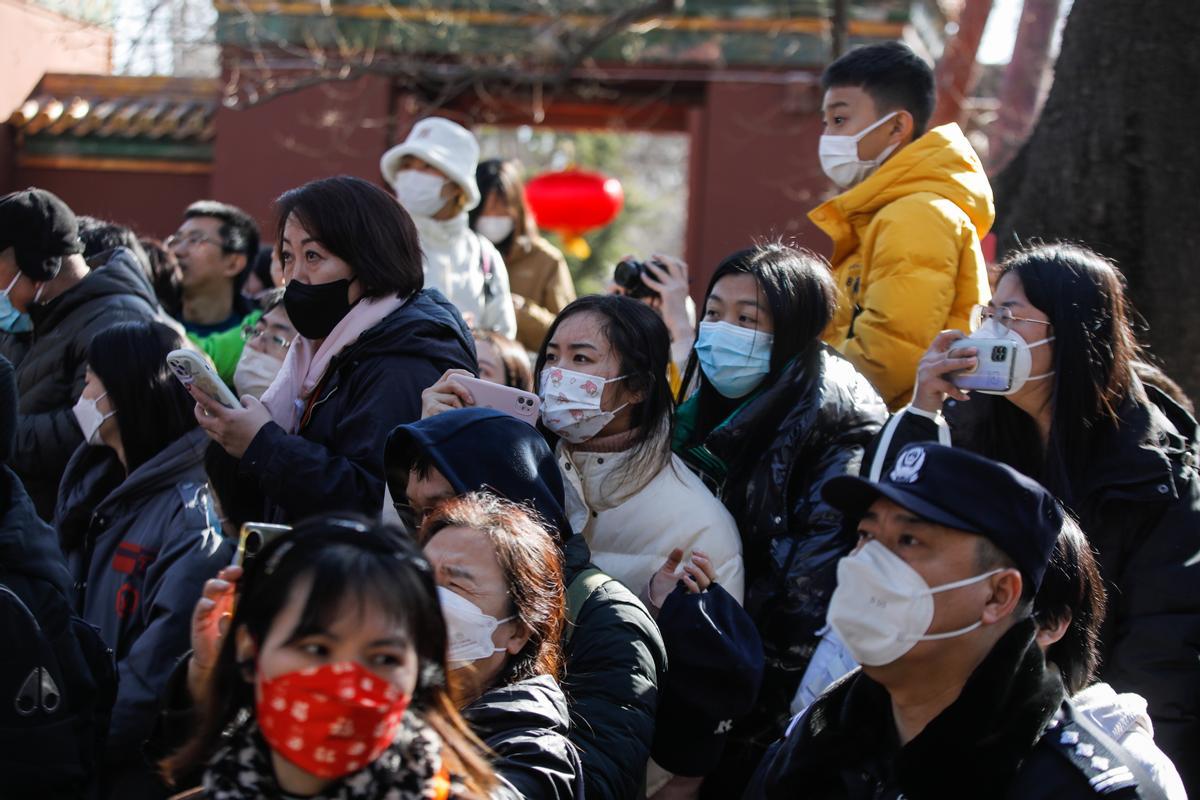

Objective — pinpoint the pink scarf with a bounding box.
[261,294,407,433]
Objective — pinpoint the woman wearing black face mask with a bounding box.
[193,176,477,525]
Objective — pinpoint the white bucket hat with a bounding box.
[380,117,481,212]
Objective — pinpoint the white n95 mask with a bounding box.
[438,587,514,666]
[826,540,1001,666]
[73,392,115,446]
[818,112,899,189]
[966,319,1055,396]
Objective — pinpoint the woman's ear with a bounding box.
[234,625,258,683]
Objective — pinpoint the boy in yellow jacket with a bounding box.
[810,42,994,410]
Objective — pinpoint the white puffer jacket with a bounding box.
[558,441,745,604]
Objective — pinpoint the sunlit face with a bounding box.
[476,339,505,386]
[279,214,363,304]
[987,273,1055,399]
[543,311,642,434]
[703,273,775,334]
[821,85,906,162]
[237,574,419,690]
[245,305,297,361]
[423,525,527,691]
[404,465,457,527]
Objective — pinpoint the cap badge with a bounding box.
[889,447,926,484]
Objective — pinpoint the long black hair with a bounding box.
[274,176,423,299]
[534,294,674,481]
[162,516,495,794]
[87,320,196,474]
[679,242,837,439]
[1035,515,1107,694]
[953,243,1144,506]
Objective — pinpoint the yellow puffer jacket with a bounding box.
[808,123,994,410]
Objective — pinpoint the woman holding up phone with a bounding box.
[55,319,232,797]
[868,243,1200,793]
[192,176,477,525]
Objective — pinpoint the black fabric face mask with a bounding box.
[284,277,356,340]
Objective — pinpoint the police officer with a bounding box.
[745,443,1159,800]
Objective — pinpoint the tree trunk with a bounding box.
[994,0,1200,402]
[932,0,995,127]
[988,0,1061,172]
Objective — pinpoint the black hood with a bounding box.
[384,406,571,539]
[339,288,475,366]
[31,246,157,331]
[0,469,71,594]
[462,673,572,741]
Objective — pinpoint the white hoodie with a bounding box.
[1072,682,1188,800]
[414,213,517,339]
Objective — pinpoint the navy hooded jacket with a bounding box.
[387,408,667,800]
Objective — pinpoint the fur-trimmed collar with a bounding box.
[766,619,1064,799]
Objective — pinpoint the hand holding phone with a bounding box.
[449,374,540,426]
[167,349,241,409]
[949,338,1017,392]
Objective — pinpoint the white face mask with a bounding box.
[233,346,284,399]
[539,366,628,444]
[438,587,514,666]
[392,170,448,218]
[73,391,115,446]
[818,111,900,189]
[826,540,1002,667]
[968,319,1055,396]
[475,215,514,245]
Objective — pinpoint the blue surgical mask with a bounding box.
[0,273,31,334]
[695,321,774,399]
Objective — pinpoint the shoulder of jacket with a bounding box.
[872,190,969,229]
[1038,714,1142,796]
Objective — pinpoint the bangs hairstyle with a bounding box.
[421,493,565,685]
[821,41,936,138]
[535,295,674,475]
[959,243,1144,504]
[274,176,423,299]
[162,516,495,796]
[469,159,535,256]
[681,242,836,410]
[87,321,196,474]
[1035,516,1107,695]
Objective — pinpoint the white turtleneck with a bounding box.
[413,213,517,339]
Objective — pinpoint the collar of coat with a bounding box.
[774,617,1063,800]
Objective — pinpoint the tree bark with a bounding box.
[994,0,1200,402]
[932,0,995,127]
[988,0,1060,171]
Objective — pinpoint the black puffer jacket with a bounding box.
[209,289,477,524]
[868,382,1200,795]
[674,345,886,793]
[9,248,159,519]
[462,674,584,800]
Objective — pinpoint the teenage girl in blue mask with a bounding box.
[672,242,888,795]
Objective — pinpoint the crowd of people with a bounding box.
[0,39,1195,800]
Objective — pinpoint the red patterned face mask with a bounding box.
[256,661,411,780]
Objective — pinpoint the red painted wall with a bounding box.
[9,165,210,239]
[212,74,397,235]
[686,80,832,297]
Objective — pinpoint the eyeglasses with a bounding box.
[165,232,226,251]
[242,324,292,350]
[970,304,1053,332]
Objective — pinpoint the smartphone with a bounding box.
[450,375,541,426]
[950,338,1018,392]
[231,522,292,569]
[167,349,241,409]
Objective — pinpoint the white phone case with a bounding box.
[167,349,241,409]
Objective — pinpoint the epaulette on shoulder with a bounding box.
[1042,708,1139,796]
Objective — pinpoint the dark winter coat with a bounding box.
[868,383,1200,794]
[210,289,477,525]
[462,673,584,800]
[674,344,886,789]
[56,427,232,797]
[10,247,160,519]
[745,619,1140,800]
[385,407,667,800]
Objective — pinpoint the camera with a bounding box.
[613,257,660,300]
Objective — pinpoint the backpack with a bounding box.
[0,575,117,799]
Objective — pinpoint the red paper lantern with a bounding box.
[525,170,624,258]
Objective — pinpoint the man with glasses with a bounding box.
[0,188,160,518]
[168,200,259,336]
